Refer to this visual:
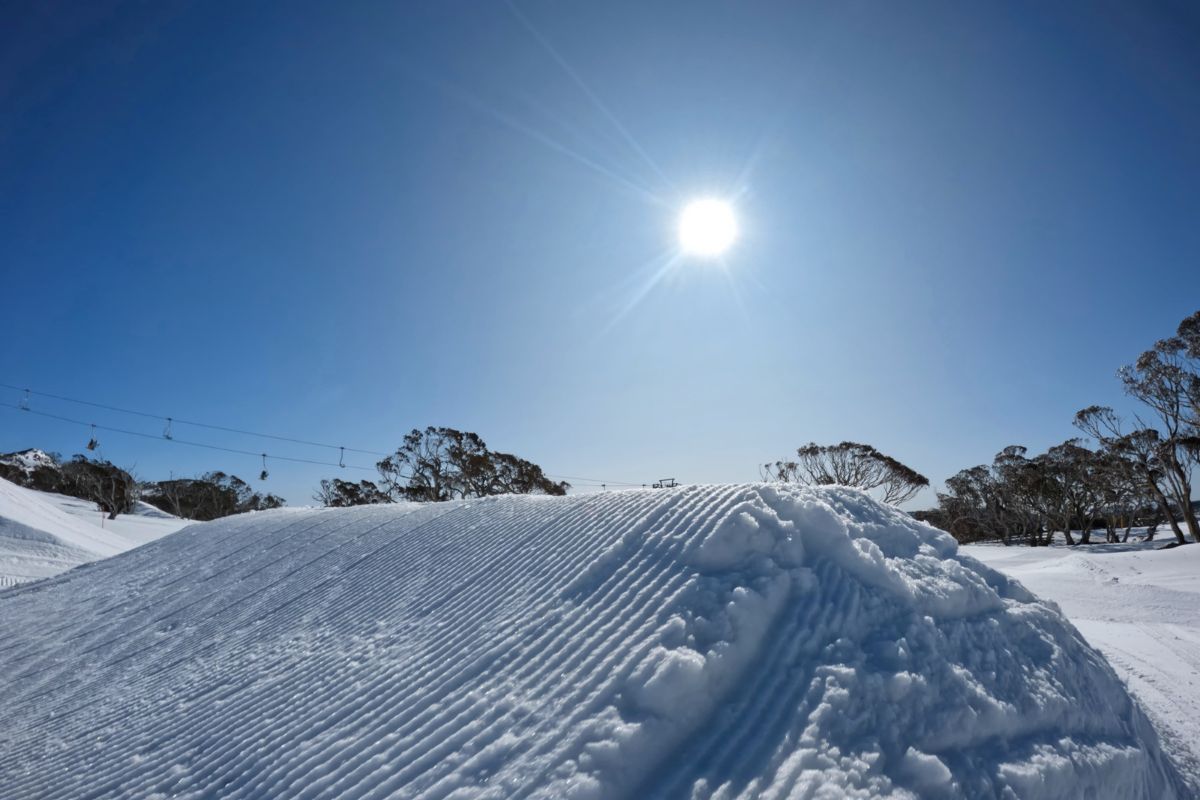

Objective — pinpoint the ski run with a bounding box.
[0,482,1190,798]
[0,474,187,588]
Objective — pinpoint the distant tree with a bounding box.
[935,446,1044,546]
[929,310,1200,548]
[1092,448,1153,544]
[143,472,285,521]
[1038,440,1106,545]
[991,446,1045,546]
[1119,334,1200,542]
[60,455,139,520]
[935,464,996,543]
[0,450,68,494]
[762,441,929,506]
[376,427,569,502]
[314,478,391,507]
[1074,406,1186,544]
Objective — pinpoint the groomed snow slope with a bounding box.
[0,485,1186,799]
[0,477,188,587]
[0,476,130,587]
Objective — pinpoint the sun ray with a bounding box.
[600,248,685,334]
[427,75,668,206]
[506,0,677,196]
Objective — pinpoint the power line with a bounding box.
[0,384,651,488]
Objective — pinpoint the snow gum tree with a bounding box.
[142,472,284,521]
[60,456,139,520]
[915,310,1200,547]
[763,441,929,506]
[1119,331,1200,542]
[1074,406,1187,545]
[314,478,391,507]
[376,427,568,502]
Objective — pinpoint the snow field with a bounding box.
[0,476,188,586]
[0,484,1187,798]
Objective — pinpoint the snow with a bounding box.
[42,490,192,547]
[0,477,189,587]
[0,484,1188,798]
[964,537,1200,792]
[0,447,59,473]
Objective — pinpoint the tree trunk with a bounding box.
[1148,481,1185,545]
[1182,501,1200,544]
[1164,459,1199,542]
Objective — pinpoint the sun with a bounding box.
[678,198,737,257]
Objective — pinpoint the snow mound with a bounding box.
[0,484,1185,798]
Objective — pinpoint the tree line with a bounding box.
[30,319,1192,544]
[920,310,1200,546]
[0,452,285,521]
[2,426,569,522]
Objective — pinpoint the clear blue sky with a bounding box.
[3,1,1199,506]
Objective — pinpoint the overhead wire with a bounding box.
[0,403,377,472]
[0,384,651,488]
[0,382,389,456]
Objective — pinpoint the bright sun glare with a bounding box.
[678,198,737,258]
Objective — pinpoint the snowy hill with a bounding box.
[0,447,60,474]
[0,484,1187,798]
[0,477,189,586]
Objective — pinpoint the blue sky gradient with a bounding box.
[3,1,1199,505]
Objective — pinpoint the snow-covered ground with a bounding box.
[964,537,1200,792]
[0,484,1186,798]
[0,477,189,586]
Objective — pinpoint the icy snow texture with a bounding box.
[0,484,1186,798]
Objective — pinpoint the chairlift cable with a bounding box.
[0,403,377,472]
[0,384,651,488]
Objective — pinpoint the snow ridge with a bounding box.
[0,484,1186,798]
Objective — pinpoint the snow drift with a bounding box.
[0,484,1186,798]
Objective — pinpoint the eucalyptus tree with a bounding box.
[376,427,568,502]
[763,441,929,506]
[1074,406,1186,545]
[1118,333,1200,542]
[314,478,391,507]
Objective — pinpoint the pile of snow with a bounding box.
[0,484,1187,798]
[0,477,188,586]
[966,538,1200,791]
